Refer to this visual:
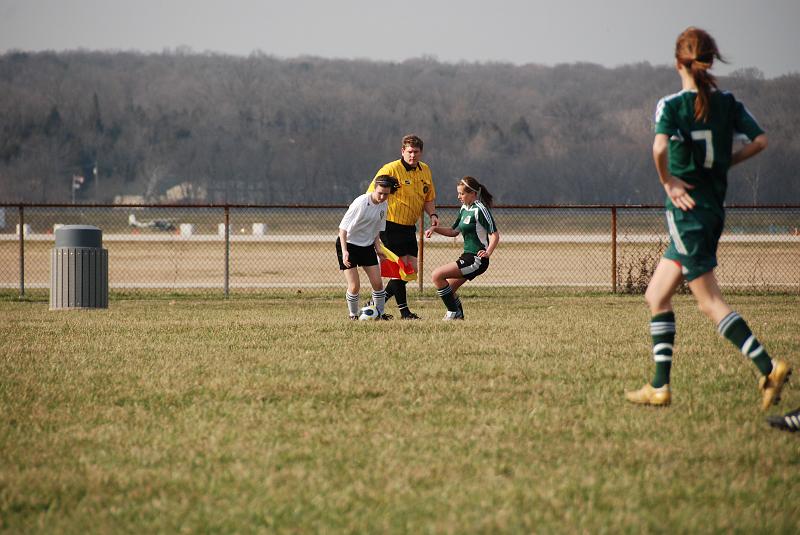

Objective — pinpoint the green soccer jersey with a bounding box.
[451,201,497,254]
[654,89,764,213]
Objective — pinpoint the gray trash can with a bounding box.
[50,225,108,309]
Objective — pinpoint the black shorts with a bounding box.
[336,238,378,270]
[456,252,490,280]
[380,221,418,257]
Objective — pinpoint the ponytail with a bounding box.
[688,59,717,123]
[675,27,724,122]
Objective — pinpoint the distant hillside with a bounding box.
[1,51,798,204]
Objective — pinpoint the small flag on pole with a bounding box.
[72,175,84,190]
[379,243,417,281]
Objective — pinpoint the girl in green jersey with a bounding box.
[626,27,790,409]
[425,176,499,320]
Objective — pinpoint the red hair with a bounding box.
[675,27,724,122]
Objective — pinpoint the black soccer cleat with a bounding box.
[378,313,394,321]
[401,311,421,320]
[767,407,800,432]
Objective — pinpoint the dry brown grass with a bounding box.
[3,238,798,291]
[1,292,799,532]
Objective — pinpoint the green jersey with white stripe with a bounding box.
[654,89,764,214]
[451,201,497,254]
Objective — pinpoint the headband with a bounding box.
[375,176,400,192]
[460,180,482,199]
[460,179,477,192]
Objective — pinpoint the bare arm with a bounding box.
[425,225,459,239]
[731,134,767,167]
[653,133,695,211]
[373,235,385,260]
[478,231,500,258]
[338,228,351,268]
[423,200,439,227]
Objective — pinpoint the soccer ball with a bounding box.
[358,305,379,321]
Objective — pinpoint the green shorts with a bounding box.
[663,207,724,282]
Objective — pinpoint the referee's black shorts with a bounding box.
[380,221,418,257]
[335,238,379,270]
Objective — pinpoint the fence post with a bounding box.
[18,204,24,298]
[417,213,424,293]
[224,206,230,298]
[611,206,617,293]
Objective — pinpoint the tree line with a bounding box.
[0,50,798,205]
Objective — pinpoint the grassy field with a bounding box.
[1,290,799,533]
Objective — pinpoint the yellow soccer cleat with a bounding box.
[759,360,792,411]
[625,383,671,407]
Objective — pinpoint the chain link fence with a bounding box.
[2,204,798,295]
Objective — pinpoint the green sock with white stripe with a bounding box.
[650,311,675,388]
[717,312,773,376]
[436,284,459,312]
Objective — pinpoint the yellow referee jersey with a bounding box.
[367,159,436,226]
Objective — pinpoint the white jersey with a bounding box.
[338,193,387,247]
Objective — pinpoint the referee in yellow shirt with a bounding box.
[367,134,438,319]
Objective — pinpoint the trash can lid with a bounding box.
[55,225,103,248]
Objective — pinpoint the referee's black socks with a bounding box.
[386,279,413,317]
[384,279,397,302]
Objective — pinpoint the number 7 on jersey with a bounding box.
[691,129,714,169]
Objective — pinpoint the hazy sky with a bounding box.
[1,0,798,78]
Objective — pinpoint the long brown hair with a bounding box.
[459,176,494,208]
[675,27,725,122]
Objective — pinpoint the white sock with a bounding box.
[346,292,359,316]
[372,289,386,315]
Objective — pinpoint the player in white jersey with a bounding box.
[337,176,399,320]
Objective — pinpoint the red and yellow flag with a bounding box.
[379,244,417,281]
